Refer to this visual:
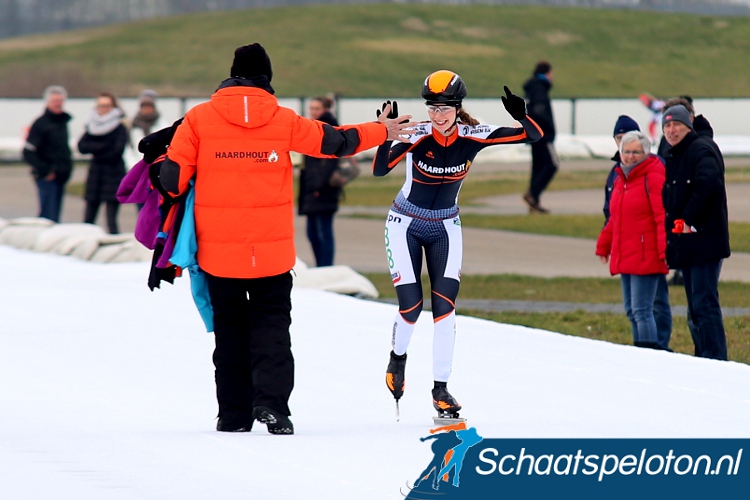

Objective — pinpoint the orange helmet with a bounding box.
[422,70,467,105]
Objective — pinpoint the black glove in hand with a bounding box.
[376,100,399,119]
[501,86,527,121]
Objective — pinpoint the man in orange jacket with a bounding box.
[161,43,413,434]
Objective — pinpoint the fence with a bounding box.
[2,96,750,160]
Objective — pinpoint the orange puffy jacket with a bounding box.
[164,81,386,279]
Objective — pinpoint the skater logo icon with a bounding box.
[404,422,484,498]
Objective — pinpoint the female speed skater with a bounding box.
[638,92,665,144]
[374,70,543,418]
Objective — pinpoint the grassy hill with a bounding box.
[0,4,748,98]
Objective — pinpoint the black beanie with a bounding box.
[662,105,693,130]
[612,115,640,136]
[230,43,273,81]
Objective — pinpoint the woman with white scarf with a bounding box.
[78,92,129,234]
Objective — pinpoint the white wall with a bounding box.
[2,96,749,160]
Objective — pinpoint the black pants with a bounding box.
[206,272,295,419]
[682,260,727,360]
[528,141,559,200]
[84,199,120,234]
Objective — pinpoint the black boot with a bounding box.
[386,351,407,400]
[253,406,294,435]
[216,411,253,432]
[634,341,664,351]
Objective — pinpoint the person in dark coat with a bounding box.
[522,60,558,214]
[661,104,730,361]
[78,92,129,234]
[23,85,73,223]
[655,96,715,288]
[298,95,348,267]
[657,99,722,293]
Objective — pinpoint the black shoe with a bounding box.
[634,341,670,351]
[386,351,407,400]
[667,270,684,286]
[523,191,550,214]
[432,383,461,414]
[216,412,253,432]
[252,406,294,435]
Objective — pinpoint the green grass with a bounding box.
[458,216,750,253]
[459,310,750,364]
[1,5,750,97]
[350,210,750,253]
[459,213,605,239]
[67,156,750,251]
[362,272,750,308]
[339,161,750,251]
[364,272,750,363]
[340,169,611,207]
[341,164,750,207]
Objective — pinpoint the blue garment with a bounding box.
[606,154,671,350]
[682,260,727,360]
[602,164,618,225]
[36,177,65,222]
[170,181,214,332]
[653,274,672,350]
[620,273,662,346]
[306,211,335,267]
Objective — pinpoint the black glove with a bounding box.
[376,100,399,119]
[501,86,527,121]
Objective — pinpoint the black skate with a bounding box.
[386,351,407,400]
[432,383,466,425]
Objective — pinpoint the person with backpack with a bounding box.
[373,70,543,419]
[596,131,672,351]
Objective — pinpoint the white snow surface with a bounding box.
[1,245,749,499]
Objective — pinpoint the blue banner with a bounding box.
[404,425,748,499]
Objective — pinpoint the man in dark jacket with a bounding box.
[656,96,715,288]
[661,104,730,360]
[23,85,73,222]
[522,61,557,214]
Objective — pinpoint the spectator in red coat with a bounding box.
[596,131,671,350]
